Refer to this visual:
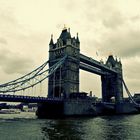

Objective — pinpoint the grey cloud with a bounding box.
[102,11,124,29]
[0,48,34,74]
[123,59,140,92]
[0,6,48,76]
[98,30,140,58]
[83,0,118,22]
[85,0,114,9]
[0,10,19,31]
[0,12,16,25]
[81,1,140,59]
[0,37,7,45]
[123,59,140,79]
[130,15,140,21]
[60,0,78,11]
[4,57,33,74]
[0,7,27,43]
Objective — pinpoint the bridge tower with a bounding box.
[101,55,123,103]
[48,28,80,98]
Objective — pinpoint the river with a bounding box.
[0,112,140,140]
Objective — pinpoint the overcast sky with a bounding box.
[0,0,140,97]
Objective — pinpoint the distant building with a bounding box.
[133,93,140,99]
[133,93,140,103]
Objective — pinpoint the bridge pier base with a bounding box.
[36,98,98,118]
[115,102,139,114]
[36,99,140,118]
[36,102,64,118]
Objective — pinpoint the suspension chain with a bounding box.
[122,79,140,106]
[59,66,62,97]
[0,55,67,93]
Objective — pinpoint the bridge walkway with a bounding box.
[0,94,63,103]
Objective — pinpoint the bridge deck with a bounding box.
[0,94,63,103]
[80,63,106,75]
[80,54,118,74]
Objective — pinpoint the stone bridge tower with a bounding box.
[101,55,123,103]
[48,28,80,98]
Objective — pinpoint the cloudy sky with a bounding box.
[0,0,140,97]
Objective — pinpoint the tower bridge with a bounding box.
[48,28,123,103]
[0,27,139,118]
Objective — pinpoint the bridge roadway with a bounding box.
[0,94,63,103]
[80,54,118,75]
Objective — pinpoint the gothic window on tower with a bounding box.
[61,49,64,55]
[73,50,77,57]
[73,41,76,46]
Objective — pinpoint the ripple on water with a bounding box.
[0,113,140,140]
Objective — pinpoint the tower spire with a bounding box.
[63,24,67,31]
[49,34,54,45]
[76,33,80,44]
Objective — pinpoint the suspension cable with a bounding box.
[0,55,67,93]
[122,79,140,107]
[0,55,66,88]
[40,82,42,96]
[0,60,49,86]
[53,72,55,98]
[59,66,62,97]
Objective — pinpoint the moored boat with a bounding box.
[0,109,20,114]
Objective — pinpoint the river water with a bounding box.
[0,112,140,140]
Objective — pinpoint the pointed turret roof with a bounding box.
[106,55,116,67]
[59,28,71,41]
[49,34,54,45]
[76,33,80,44]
